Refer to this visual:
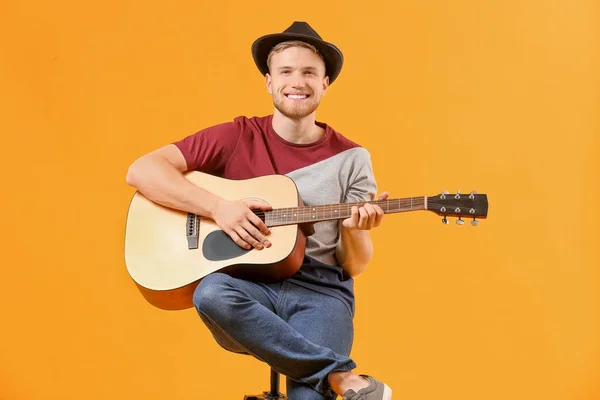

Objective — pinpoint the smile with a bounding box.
[285,94,309,100]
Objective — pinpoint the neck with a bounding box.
[271,110,324,144]
[263,197,428,227]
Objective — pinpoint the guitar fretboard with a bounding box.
[264,197,426,227]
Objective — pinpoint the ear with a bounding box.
[266,73,273,95]
[321,76,330,96]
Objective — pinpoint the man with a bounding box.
[126,21,392,400]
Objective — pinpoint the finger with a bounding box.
[373,205,385,227]
[244,202,271,235]
[344,206,358,229]
[361,204,375,229]
[242,221,270,249]
[365,203,377,217]
[246,211,271,235]
[245,200,273,211]
[227,230,252,250]
[377,191,389,200]
[358,207,368,229]
[235,227,262,250]
[351,206,360,226]
[371,205,379,228]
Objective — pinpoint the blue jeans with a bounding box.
[193,272,357,399]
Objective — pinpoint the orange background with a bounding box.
[1,1,598,399]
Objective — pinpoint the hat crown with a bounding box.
[283,21,322,40]
[251,21,343,84]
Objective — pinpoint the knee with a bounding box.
[192,273,232,317]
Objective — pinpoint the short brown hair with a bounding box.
[266,40,325,72]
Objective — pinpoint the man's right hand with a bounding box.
[211,199,273,250]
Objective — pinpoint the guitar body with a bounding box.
[125,171,490,311]
[124,172,306,310]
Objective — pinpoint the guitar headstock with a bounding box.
[427,191,488,225]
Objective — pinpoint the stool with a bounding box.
[244,368,286,399]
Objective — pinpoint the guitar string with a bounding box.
[263,202,483,224]
[263,205,479,217]
[263,199,426,212]
[262,201,479,215]
[261,198,477,208]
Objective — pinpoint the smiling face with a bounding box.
[266,43,329,120]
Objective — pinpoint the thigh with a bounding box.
[194,272,281,313]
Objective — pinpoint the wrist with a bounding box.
[205,194,225,220]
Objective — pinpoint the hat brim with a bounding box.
[251,33,344,84]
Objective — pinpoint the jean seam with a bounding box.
[274,281,290,317]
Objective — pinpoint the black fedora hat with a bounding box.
[251,21,344,84]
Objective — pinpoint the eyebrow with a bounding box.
[277,66,319,72]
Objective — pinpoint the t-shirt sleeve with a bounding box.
[172,119,243,174]
[344,149,378,203]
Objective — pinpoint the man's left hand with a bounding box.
[341,192,389,230]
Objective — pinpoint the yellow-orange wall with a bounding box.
[1,1,598,399]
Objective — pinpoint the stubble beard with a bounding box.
[273,93,320,119]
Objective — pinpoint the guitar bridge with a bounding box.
[186,213,199,250]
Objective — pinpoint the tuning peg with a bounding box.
[470,190,478,195]
[469,190,477,200]
[441,190,449,195]
[442,216,449,225]
[471,218,479,226]
[457,190,462,194]
[456,217,464,225]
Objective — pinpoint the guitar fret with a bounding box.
[268,197,429,226]
[265,197,427,227]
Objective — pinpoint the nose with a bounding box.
[290,73,306,88]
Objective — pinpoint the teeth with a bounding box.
[287,94,307,99]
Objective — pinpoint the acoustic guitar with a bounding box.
[124,171,488,310]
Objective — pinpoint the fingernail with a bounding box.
[257,244,264,250]
[264,241,271,247]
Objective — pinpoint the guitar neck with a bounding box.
[264,197,427,227]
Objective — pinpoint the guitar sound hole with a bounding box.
[253,210,266,223]
[203,230,251,261]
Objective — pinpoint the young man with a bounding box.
[126,21,392,400]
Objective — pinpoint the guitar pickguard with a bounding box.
[202,230,251,261]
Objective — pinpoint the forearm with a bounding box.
[125,155,221,218]
[336,225,374,277]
